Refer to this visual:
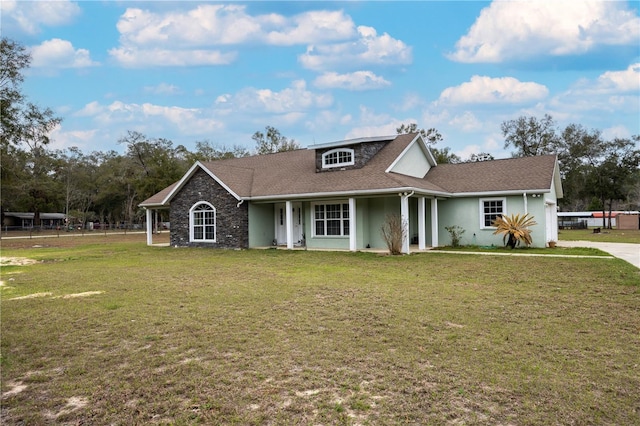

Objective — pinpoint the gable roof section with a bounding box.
[139,161,245,207]
[385,134,437,178]
[139,136,562,207]
[197,133,448,200]
[424,154,560,195]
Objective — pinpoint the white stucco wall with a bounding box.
[437,195,550,248]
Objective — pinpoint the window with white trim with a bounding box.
[313,202,349,236]
[322,148,355,169]
[480,198,506,228]
[190,202,216,242]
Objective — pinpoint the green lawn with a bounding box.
[559,228,640,243]
[1,236,639,424]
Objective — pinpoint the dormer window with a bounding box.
[322,148,354,169]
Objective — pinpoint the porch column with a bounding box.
[349,198,357,251]
[145,208,153,246]
[523,193,528,215]
[285,200,293,249]
[400,192,411,254]
[431,198,439,248]
[418,197,426,250]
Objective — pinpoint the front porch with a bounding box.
[249,194,443,254]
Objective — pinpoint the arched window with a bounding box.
[322,148,355,168]
[190,202,216,242]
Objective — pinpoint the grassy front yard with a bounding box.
[1,236,639,424]
[559,228,640,243]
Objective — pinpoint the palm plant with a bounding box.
[492,213,537,249]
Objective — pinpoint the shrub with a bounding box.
[381,213,407,255]
[444,225,465,247]
[493,213,537,248]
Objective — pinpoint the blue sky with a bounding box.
[3,0,639,159]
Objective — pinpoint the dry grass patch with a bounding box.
[1,238,639,424]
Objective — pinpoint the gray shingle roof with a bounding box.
[139,134,560,207]
[424,154,558,194]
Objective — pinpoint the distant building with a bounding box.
[558,211,640,229]
[2,212,67,229]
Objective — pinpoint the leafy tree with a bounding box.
[1,37,61,150]
[431,147,461,164]
[58,148,102,227]
[586,137,640,228]
[501,114,559,157]
[185,140,250,163]
[1,37,63,225]
[556,124,605,210]
[396,122,443,145]
[119,131,189,198]
[467,152,494,162]
[252,126,300,154]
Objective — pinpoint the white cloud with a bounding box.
[215,94,232,104]
[110,5,358,67]
[299,25,412,71]
[48,126,97,151]
[109,47,237,68]
[30,39,98,69]
[596,63,640,93]
[304,110,352,134]
[231,80,333,114]
[342,106,398,139]
[116,6,260,47]
[438,76,548,105]
[263,10,356,45]
[448,111,483,132]
[550,64,640,115]
[602,125,633,141]
[393,93,426,112]
[313,71,391,90]
[1,0,80,34]
[144,83,182,95]
[456,144,483,160]
[109,5,411,71]
[115,6,355,47]
[449,1,640,63]
[74,100,223,136]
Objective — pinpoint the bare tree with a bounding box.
[381,214,407,255]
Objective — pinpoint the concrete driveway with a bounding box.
[557,241,640,269]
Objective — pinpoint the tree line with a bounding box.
[501,115,640,225]
[2,37,639,228]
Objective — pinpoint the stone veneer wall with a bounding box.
[315,141,389,172]
[170,168,249,248]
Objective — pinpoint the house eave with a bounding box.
[449,189,553,198]
[245,186,452,202]
[139,203,170,208]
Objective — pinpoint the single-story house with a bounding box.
[140,133,563,252]
[557,211,640,229]
[2,212,67,229]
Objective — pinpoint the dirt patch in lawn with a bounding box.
[0,257,39,266]
[7,291,104,301]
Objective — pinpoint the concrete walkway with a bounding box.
[557,241,640,269]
